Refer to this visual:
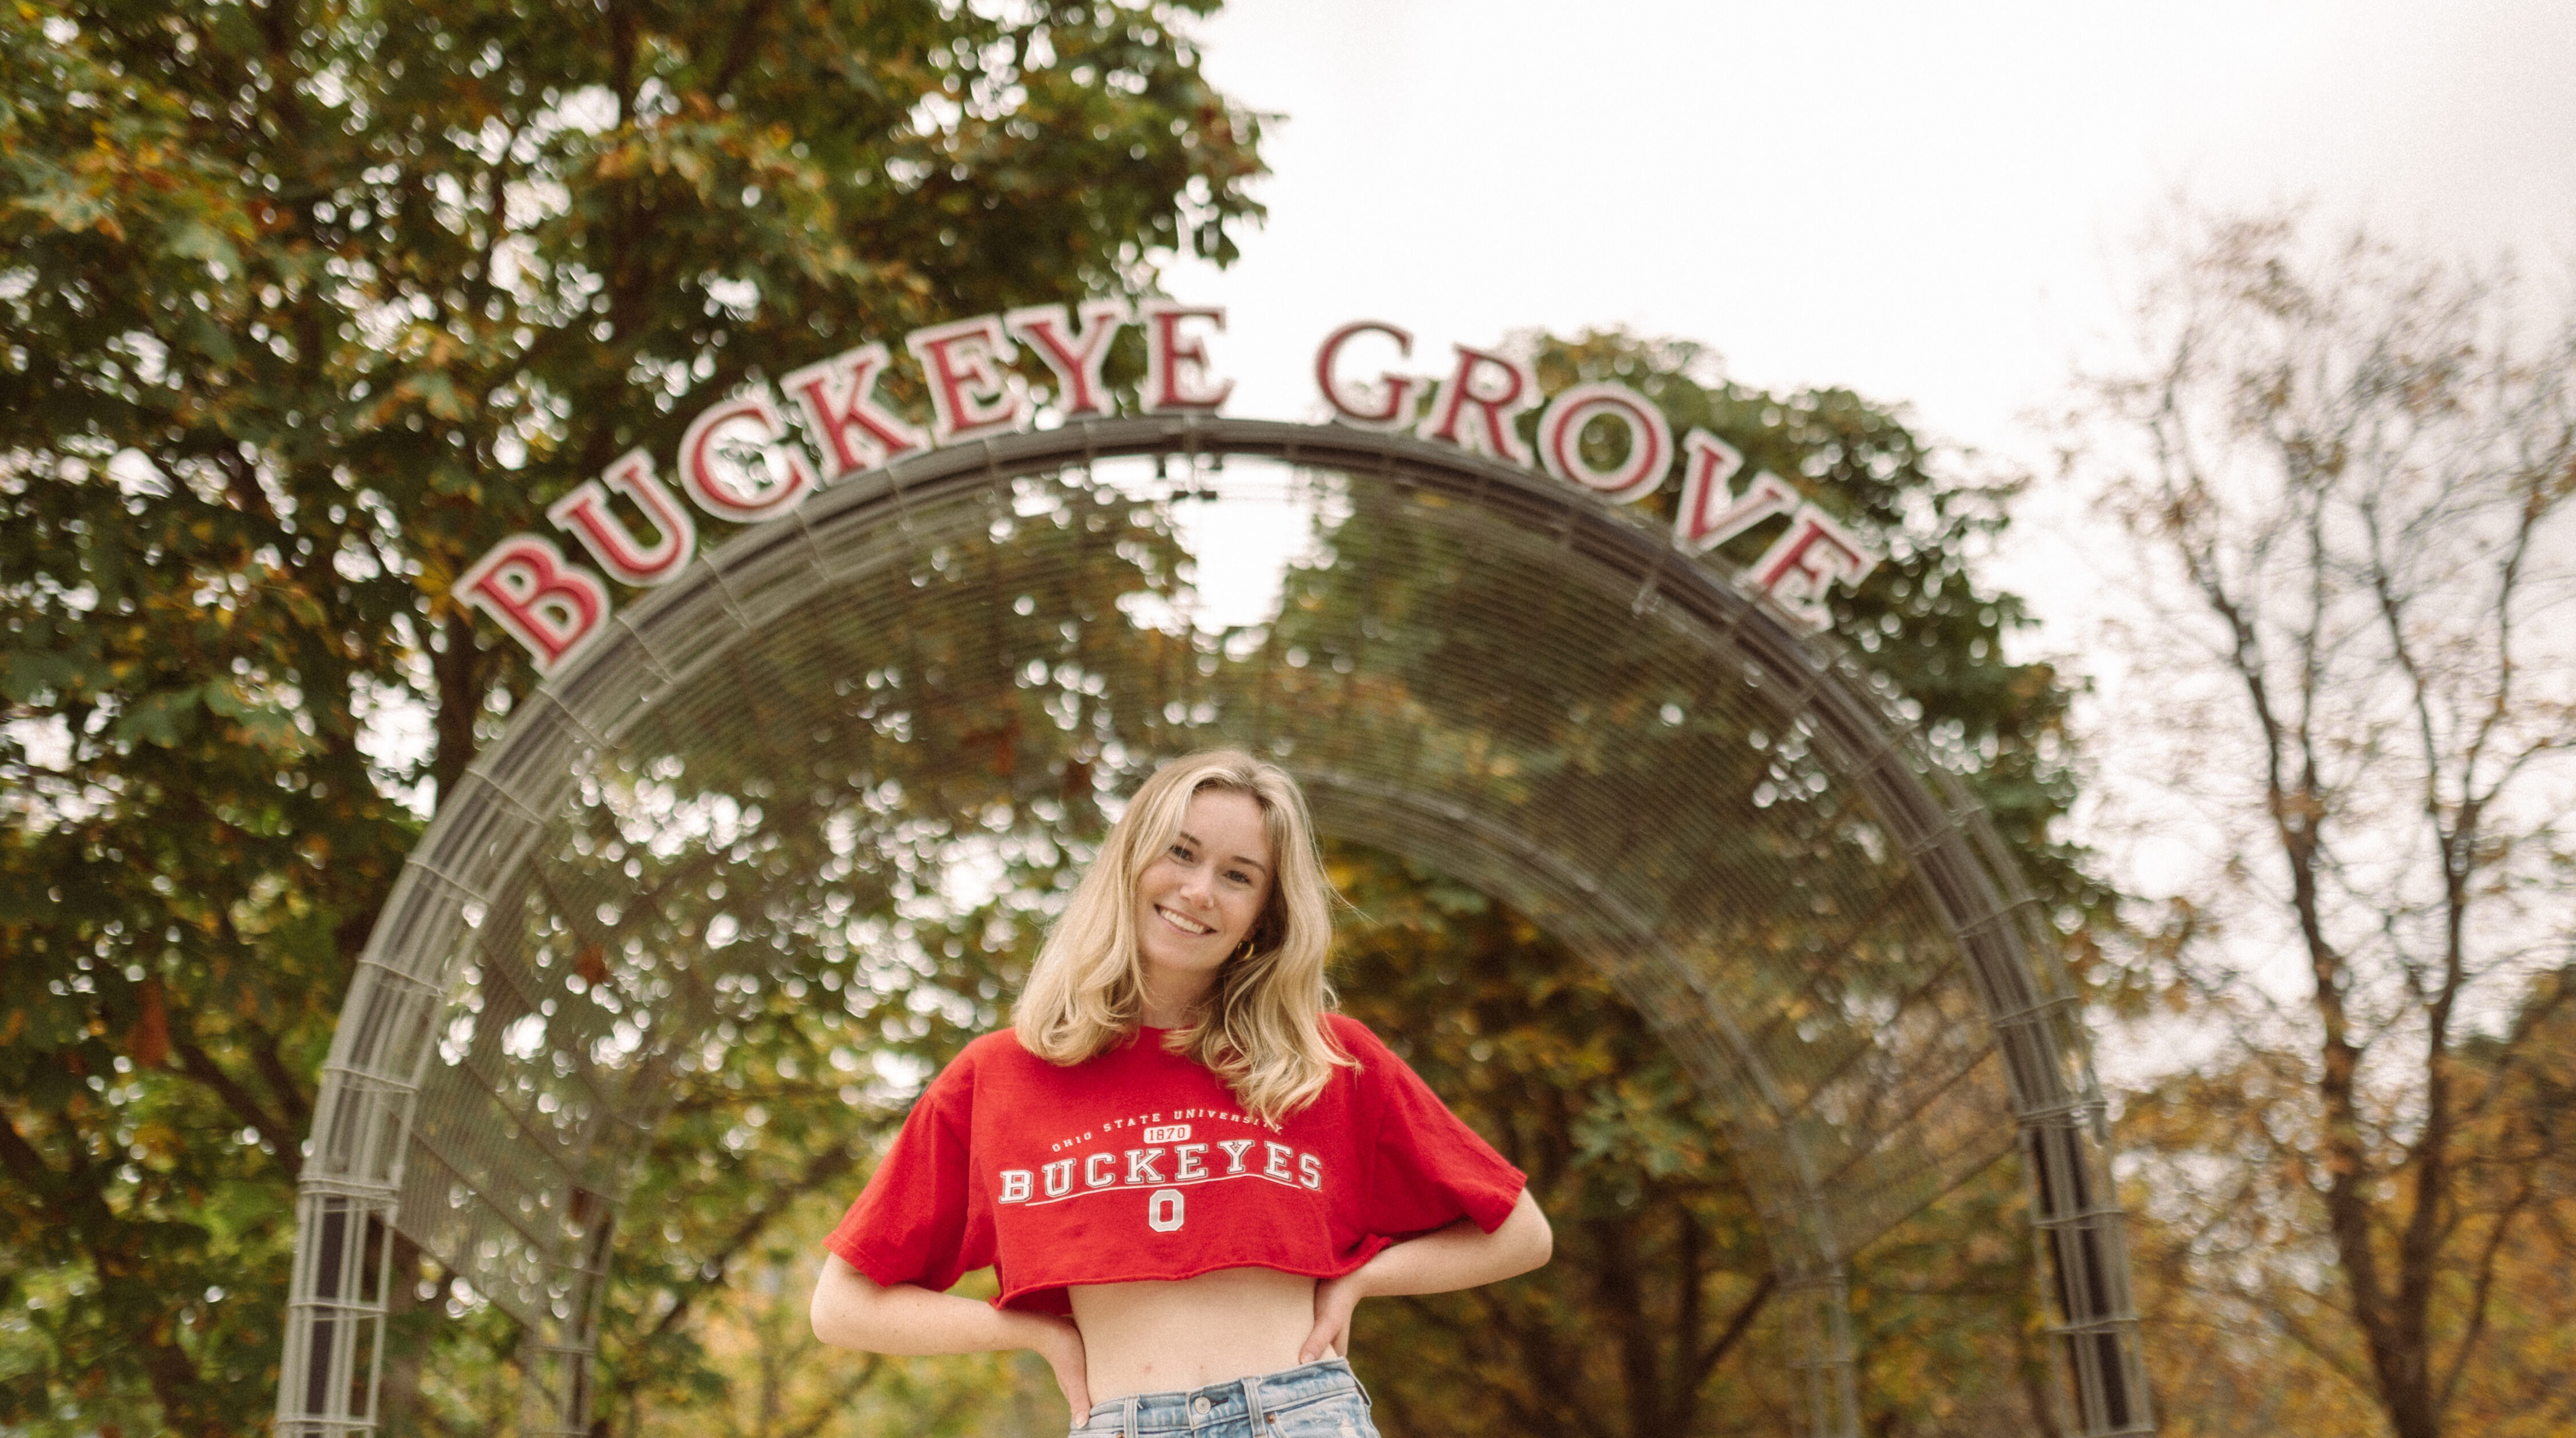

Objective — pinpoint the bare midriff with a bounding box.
[1068,1266,1320,1401]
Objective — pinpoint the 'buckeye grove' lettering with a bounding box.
[459,305,1879,673]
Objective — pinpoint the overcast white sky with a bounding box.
[1145,0,2576,993]
[1164,0,2575,438]
[1158,0,2576,608]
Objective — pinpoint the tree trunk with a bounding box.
[432,611,484,808]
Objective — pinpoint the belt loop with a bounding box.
[1246,1372,1267,1431]
[1348,1361,1372,1409]
[1124,1393,1140,1436]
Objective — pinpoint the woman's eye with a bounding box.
[1169,843,1193,861]
[1224,869,1251,885]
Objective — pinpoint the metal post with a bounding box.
[279,1187,396,1437]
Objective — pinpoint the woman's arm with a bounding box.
[1298,1186,1552,1362]
[811,1253,1091,1413]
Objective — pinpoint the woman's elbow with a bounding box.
[1507,1188,1554,1275]
[810,1254,879,1350]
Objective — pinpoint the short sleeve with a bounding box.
[1339,1017,1526,1239]
[823,1050,987,1292]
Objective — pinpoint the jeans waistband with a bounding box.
[1086,1357,1366,1432]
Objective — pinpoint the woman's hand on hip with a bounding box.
[1299,1270,1365,1363]
[1297,1190,1554,1364]
[1030,1313,1092,1417]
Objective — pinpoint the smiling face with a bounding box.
[1131,785,1276,1027]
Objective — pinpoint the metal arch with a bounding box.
[278,417,2151,1437]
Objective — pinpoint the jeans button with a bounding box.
[1191,1397,1211,1417]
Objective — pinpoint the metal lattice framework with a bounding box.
[278,418,2151,1436]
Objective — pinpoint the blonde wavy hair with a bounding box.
[1014,750,1348,1120]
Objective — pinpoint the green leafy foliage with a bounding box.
[0,0,1262,1431]
[1331,849,1786,1438]
[1524,332,2101,932]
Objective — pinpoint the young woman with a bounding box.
[810,749,1551,1436]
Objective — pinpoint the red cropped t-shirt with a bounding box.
[824,1014,1526,1314]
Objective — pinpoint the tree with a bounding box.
[2064,208,2576,1438]
[0,0,1263,1431]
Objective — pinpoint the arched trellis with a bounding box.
[277,418,2150,1437]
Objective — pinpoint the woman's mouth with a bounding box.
[1155,905,1216,936]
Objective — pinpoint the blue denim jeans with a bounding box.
[1072,1358,1381,1438]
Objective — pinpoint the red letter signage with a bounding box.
[1314,321,1421,430]
[1139,302,1234,413]
[1007,301,1129,418]
[456,537,610,674]
[1534,382,1670,503]
[453,300,1888,674]
[906,315,1031,442]
[1418,343,1536,465]
[546,449,697,586]
[1753,509,1876,628]
[1673,431,1800,552]
[781,342,928,480]
[678,389,817,523]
